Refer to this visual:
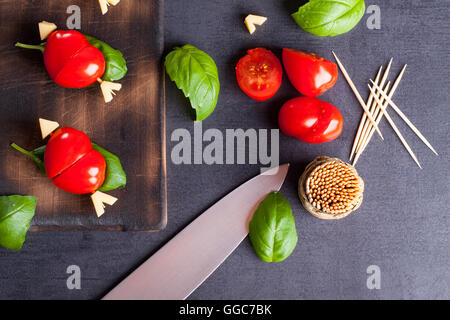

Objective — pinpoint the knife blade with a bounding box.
[103,164,290,300]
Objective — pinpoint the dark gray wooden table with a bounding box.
[0,0,449,299]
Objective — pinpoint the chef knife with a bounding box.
[103,164,290,300]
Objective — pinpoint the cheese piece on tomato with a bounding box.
[244,15,267,34]
[39,118,60,139]
[91,191,118,217]
[100,80,122,103]
[98,0,120,15]
[38,21,57,40]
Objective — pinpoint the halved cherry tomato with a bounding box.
[236,48,283,101]
[278,97,343,144]
[282,48,337,97]
[44,30,105,88]
[44,127,106,194]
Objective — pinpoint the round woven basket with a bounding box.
[298,156,364,220]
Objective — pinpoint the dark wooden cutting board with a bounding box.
[0,0,166,231]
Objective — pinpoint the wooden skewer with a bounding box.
[351,58,393,160]
[370,80,439,156]
[349,66,382,161]
[332,51,384,140]
[353,65,407,165]
[353,81,391,166]
[367,85,422,168]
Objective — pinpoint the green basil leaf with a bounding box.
[249,192,298,262]
[92,143,127,192]
[84,35,128,81]
[165,44,220,121]
[291,0,365,37]
[0,195,37,251]
[11,143,126,192]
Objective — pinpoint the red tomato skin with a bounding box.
[282,48,338,97]
[278,97,343,144]
[44,127,92,179]
[44,30,105,88]
[236,48,283,101]
[44,31,88,79]
[54,45,106,88]
[51,149,106,194]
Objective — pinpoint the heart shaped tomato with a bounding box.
[44,127,106,194]
[44,30,105,88]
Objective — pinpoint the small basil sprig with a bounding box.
[15,35,127,82]
[0,195,37,250]
[249,192,298,262]
[10,144,46,173]
[14,42,45,53]
[84,35,127,82]
[291,0,366,37]
[11,143,126,191]
[165,44,220,121]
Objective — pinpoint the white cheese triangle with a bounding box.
[100,80,122,103]
[39,118,59,139]
[38,21,57,40]
[98,0,120,15]
[92,197,105,217]
[244,15,267,34]
[92,191,118,206]
[98,0,108,15]
[91,191,118,217]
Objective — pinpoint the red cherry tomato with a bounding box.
[44,127,106,194]
[236,48,283,101]
[44,31,105,88]
[282,48,337,97]
[278,97,343,144]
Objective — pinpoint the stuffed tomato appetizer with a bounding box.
[15,21,127,103]
[11,119,126,217]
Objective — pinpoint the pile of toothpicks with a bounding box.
[332,52,438,169]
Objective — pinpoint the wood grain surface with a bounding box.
[0,0,166,231]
